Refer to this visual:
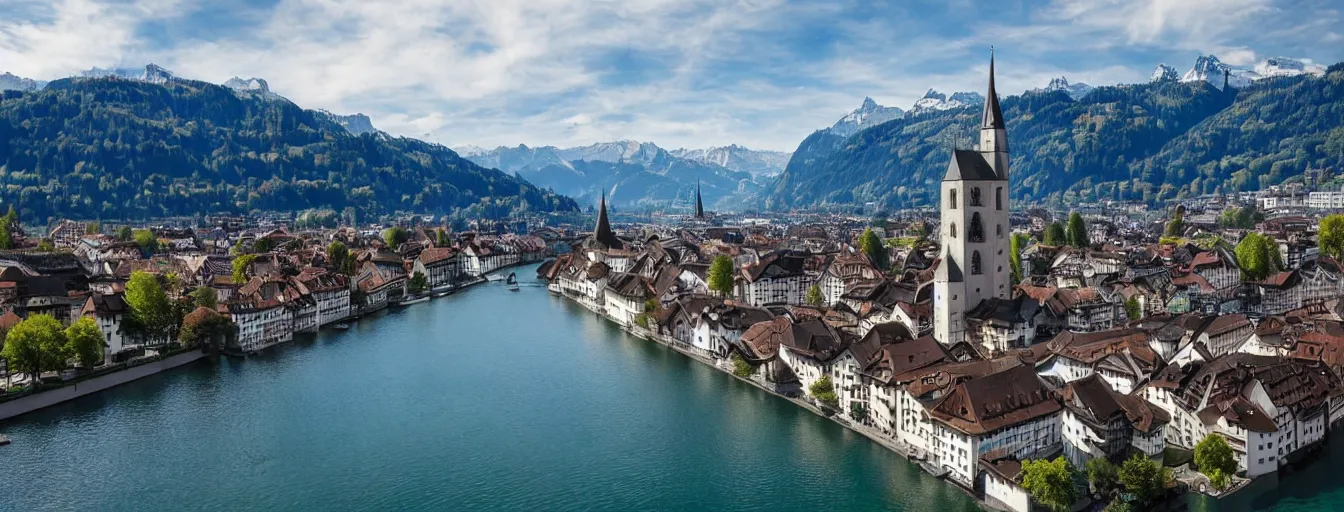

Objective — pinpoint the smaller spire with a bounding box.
[694,181,705,219]
[982,46,1005,130]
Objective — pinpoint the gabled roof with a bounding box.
[930,364,1061,435]
[943,150,999,182]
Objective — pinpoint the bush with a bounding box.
[730,353,753,378]
[809,375,839,408]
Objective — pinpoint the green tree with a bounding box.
[1235,232,1283,281]
[1118,453,1170,505]
[1010,233,1028,284]
[805,284,825,307]
[730,352,753,378]
[707,255,735,297]
[1194,434,1238,479]
[1086,457,1120,495]
[383,227,411,248]
[132,229,159,253]
[2,314,69,381]
[326,241,349,270]
[86,221,101,234]
[252,237,276,253]
[808,375,839,408]
[1020,456,1077,512]
[1319,215,1344,261]
[1125,297,1143,321]
[125,271,173,343]
[1043,222,1066,246]
[859,228,887,268]
[0,223,11,250]
[191,286,218,310]
[116,225,134,241]
[36,238,55,252]
[1066,212,1089,248]
[408,271,428,294]
[232,254,257,284]
[64,317,104,368]
[436,228,452,247]
[1165,208,1186,237]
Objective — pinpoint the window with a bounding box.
[950,189,958,209]
[950,223,957,238]
[970,187,982,207]
[969,213,984,242]
[996,224,1003,238]
[996,187,1003,210]
[971,251,983,275]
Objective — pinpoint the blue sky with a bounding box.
[1,0,1341,151]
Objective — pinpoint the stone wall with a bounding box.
[0,350,209,421]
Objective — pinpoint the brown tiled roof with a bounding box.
[930,364,1062,435]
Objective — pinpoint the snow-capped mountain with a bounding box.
[669,144,792,177]
[827,97,904,137]
[1254,57,1327,78]
[1178,55,1325,90]
[1151,64,1180,83]
[1034,76,1095,100]
[910,89,984,114]
[0,72,46,92]
[80,64,177,84]
[222,76,283,100]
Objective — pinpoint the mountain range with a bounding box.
[454,141,784,209]
[767,56,1344,210]
[0,65,576,221]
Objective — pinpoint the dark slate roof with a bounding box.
[935,253,963,283]
[944,150,999,182]
[589,192,625,251]
[982,52,1005,129]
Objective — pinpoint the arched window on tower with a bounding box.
[996,187,1004,210]
[969,213,984,243]
[950,223,957,238]
[971,251,982,275]
[971,187,982,207]
[997,224,1003,238]
[950,189,958,209]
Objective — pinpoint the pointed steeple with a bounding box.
[981,47,1005,130]
[694,181,705,219]
[592,189,623,250]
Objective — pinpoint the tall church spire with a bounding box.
[694,181,705,219]
[982,47,1005,130]
[592,189,622,249]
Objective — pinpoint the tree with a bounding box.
[1125,297,1142,321]
[85,221,101,234]
[2,314,68,381]
[133,229,159,253]
[36,238,54,252]
[327,241,349,270]
[1194,434,1238,479]
[1118,453,1170,505]
[1235,232,1282,281]
[708,255,735,297]
[1319,214,1344,262]
[116,225,134,241]
[180,307,234,350]
[191,286,218,310]
[805,284,825,306]
[383,227,410,248]
[125,271,173,343]
[1086,457,1120,495]
[436,228,452,247]
[232,254,257,284]
[859,227,886,269]
[730,352,753,378]
[252,237,276,253]
[1020,456,1077,512]
[0,223,10,250]
[1066,212,1089,248]
[1165,208,1186,237]
[808,375,839,408]
[408,271,428,294]
[64,317,104,368]
[1043,222,1066,246]
[1010,233,1028,284]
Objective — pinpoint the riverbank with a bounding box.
[548,285,1006,508]
[0,348,208,422]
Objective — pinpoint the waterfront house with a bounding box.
[603,272,651,328]
[861,334,949,439]
[775,317,854,405]
[1142,354,1344,477]
[80,292,128,362]
[978,454,1033,512]
[1059,374,1170,467]
[297,269,351,328]
[413,247,460,289]
[226,298,292,354]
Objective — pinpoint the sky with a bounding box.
[1,0,1341,152]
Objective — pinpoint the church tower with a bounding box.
[934,50,1012,347]
[694,181,706,219]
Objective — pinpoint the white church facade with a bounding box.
[934,52,1013,348]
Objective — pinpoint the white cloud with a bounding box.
[0,0,181,77]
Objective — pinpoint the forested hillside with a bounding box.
[768,63,1344,209]
[0,78,577,221]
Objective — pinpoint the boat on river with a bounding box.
[397,295,430,306]
[331,323,351,330]
[506,272,519,291]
